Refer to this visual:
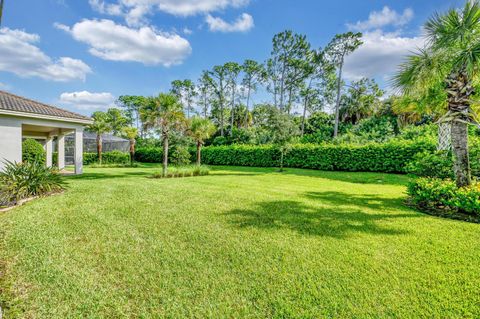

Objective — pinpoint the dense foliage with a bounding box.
[408,178,480,219]
[200,140,435,173]
[151,165,210,178]
[0,161,65,206]
[83,151,130,165]
[22,139,45,165]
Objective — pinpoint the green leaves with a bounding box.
[0,161,65,206]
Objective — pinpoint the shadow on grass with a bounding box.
[212,166,410,186]
[66,171,152,181]
[224,192,419,238]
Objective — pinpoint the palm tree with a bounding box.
[88,111,111,165]
[394,0,480,187]
[189,117,216,165]
[122,127,138,166]
[141,94,185,176]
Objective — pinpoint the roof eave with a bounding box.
[0,109,93,125]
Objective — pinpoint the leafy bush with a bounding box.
[406,151,454,179]
[84,151,130,165]
[135,147,163,163]
[406,139,479,179]
[151,165,210,178]
[0,161,65,206]
[22,139,45,164]
[408,178,480,218]
[170,145,191,165]
[201,140,436,173]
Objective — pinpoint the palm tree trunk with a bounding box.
[446,69,473,187]
[451,120,471,187]
[97,134,103,165]
[162,131,169,177]
[196,142,202,166]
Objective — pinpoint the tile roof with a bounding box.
[0,90,92,122]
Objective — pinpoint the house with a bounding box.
[0,90,93,174]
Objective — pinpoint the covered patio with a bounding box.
[0,90,92,174]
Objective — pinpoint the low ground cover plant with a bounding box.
[0,161,65,207]
[408,178,480,221]
[151,165,210,178]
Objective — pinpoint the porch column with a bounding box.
[45,135,53,168]
[57,133,65,170]
[74,128,83,174]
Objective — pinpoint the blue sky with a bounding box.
[0,0,466,115]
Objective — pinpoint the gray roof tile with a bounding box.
[0,90,92,122]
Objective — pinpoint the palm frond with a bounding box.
[425,1,480,49]
[392,48,447,97]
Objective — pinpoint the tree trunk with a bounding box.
[129,139,135,166]
[230,86,235,135]
[446,69,473,187]
[301,96,308,136]
[245,82,251,128]
[97,134,103,165]
[162,131,169,177]
[196,142,202,166]
[0,0,4,26]
[451,120,471,187]
[279,151,284,172]
[333,56,344,138]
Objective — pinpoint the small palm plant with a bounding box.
[122,127,138,166]
[189,117,216,165]
[394,0,480,187]
[0,161,65,206]
[141,93,185,176]
[88,111,112,165]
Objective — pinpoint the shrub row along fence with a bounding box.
[135,141,436,173]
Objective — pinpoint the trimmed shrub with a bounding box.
[0,161,65,206]
[83,151,130,165]
[135,147,163,163]
[201,140,436,173]
[406,151,455,179]
[22,139,45,164]
[408,178,480,219]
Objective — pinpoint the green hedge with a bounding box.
[200,141,436,173]
[84,151,130,165]
[135,147,164,163]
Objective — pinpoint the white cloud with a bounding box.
[343,30,425,81]
[89,0,249,26]
[206,13,254,32]
[347,6,414,32]
[60,91,115,110]
[0,82,11,90]
[0,28,91,82]
[56,19,192,66]
[183,27,193,35]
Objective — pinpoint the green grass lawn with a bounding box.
[1,165,479,318]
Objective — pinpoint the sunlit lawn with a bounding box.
[1,164,479,318]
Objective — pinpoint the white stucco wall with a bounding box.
[0,116,22,171]
[0,114,89,173]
